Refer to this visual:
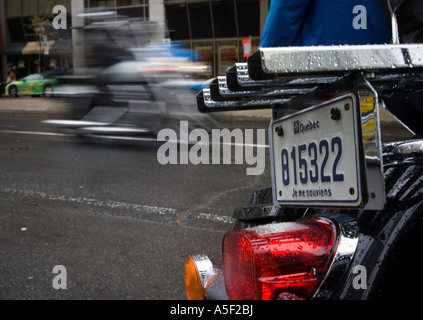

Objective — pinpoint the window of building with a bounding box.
[117,0,146,6]
[163,0,263,76]
[7,0,72,17]
[217,40,238,75]
[164,0,261,40]
[6,1,73,43]
[236,0,260,37]
[38,0,56,16]
[192,40,213,78]
[6,0,22,17]
[85,0,149,19]
[86,0,116,8]
[188,2,213,39]
[212,1,236,38]
[117,6,149,19]
[165,4,190,40]
[23,16,38,42]
[56,0,72,9]
[22,1,38,17]
[118,0,133,6]
[7,18,26,42]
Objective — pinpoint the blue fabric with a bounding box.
[260,0,392,47]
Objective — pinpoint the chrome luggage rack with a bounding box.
[197,44,423,133]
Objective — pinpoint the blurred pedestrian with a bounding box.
[51,62,60,73]
[7,65,16,84]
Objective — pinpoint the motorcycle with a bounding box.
[43,16,215,137]
[184,0,423,300]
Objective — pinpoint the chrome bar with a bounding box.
[260,44,423,74]
[202,88,289,109]
[217,76,316,98]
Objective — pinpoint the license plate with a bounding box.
[270,94,362,207]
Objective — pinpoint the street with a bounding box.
[0,98,273,300]
[0,97,414,300]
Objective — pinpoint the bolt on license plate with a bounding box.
[270,94,363,207]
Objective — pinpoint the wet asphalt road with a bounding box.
[0,97,413,300]
[0,107,272,300]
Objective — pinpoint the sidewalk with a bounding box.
[0,97,74,116]
[212,108,272,122]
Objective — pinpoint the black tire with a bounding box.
[43,85,54,98]
[9,86,18,98]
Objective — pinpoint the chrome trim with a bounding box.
[387,0,400,44]
[217,76,316,98]
[189,255,215,289]
[356,76,386,210]
[313,214,359,299]
[188,255,228,300]
[260,44,423,74]
[203,268,228,300]
[386,139,423,154]
[235,63,253,87]
[202,88,289,109]
[235,62,342,87]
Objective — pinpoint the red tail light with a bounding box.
[222,218,336,300]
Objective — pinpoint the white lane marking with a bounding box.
[0,129,269,148]
[1,187,176,216]
[0,188,235,225]
[197,213,236,224]
[1,129,73,137]
[0,129,157,142]
[1,129,256,225]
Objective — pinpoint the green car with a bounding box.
[6,73,57,98]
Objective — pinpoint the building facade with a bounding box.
[1,0,269,80]
[164,0,268,77]
[0,0,74,80]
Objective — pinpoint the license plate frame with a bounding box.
[270,94,364,207]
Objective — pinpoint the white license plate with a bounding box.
[270,94,362,207]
